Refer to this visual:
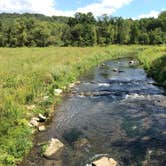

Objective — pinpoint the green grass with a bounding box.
[0,45,142,165]
[0,45,165,165]
[138,46,166,88]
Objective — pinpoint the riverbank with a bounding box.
[21,56,166,166]
[138,46,166,89]
[0,46,142,165]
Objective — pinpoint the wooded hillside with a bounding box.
[0,11,166,47]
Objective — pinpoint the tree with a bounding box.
[130,22,140,44]
[149,28,163,44]
[116,18,131,44]
[32,22,51,47]
[0,11,165,47]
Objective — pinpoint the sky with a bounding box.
[0,0,165,19]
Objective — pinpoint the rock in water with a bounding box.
[129,60,134,64]
[69,83,75,88]
[44,138,64,158]
[92,157,118,166]
[38,125,46,132]
[74,138,91,152]
[113,68,118,72]
[38,113,47,122]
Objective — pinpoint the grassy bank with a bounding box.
[0,45,142,165]
[138,46,166,88]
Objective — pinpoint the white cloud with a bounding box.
[0,0,133,16]
[77,0,133,16]
[0,0,57,16]
[0,0,75,16]
[137,9,165,19]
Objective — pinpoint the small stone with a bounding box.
[92,157,118,166]
[162,131,166,135]
[148,150,153,155]
[101,63,106,66]
[129,60,135,64]
[132,126,137,130]
[54,89,63,96]
[113,68,118,72]
[38,125,46,132]
[44,138,64,158]
[69,83,75,88]
[30,118,39,127]
[141,136,151,141]
[147,81,154,84]
[38,113,47,122]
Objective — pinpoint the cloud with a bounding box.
[77,0,133,16]
[137,9,165,19]
[0,0,57,16]
[0,0,133,16]
[0,0,75,16]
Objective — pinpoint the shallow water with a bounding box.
[22,59,166,166]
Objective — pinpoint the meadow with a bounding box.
[0,45,165,165]
[138,46,166,88]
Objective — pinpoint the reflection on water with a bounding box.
[22,59,166,166]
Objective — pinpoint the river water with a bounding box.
[22,58,166,166]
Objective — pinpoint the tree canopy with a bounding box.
[0,12,165,47]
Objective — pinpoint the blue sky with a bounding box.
[0,0,165,19]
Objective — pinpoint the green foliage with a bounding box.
[138,46,166,88]
[0,11,166,47]
[41,143,48,155]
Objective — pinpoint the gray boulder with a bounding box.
[44,138,64,159]
[92,157,118,166]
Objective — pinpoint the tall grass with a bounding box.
[0,45,142,165]
[138,46,166,87]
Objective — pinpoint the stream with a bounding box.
[21,58,166,166]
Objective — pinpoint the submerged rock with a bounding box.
[43,138,64,159]
[74,138,91,153]
[92,157,118,166]
[141,136,151,141]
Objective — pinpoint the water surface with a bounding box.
[22,58,166,166]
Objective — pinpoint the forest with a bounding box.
[0,11,166,47]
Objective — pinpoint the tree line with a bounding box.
[0,11,165,47]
